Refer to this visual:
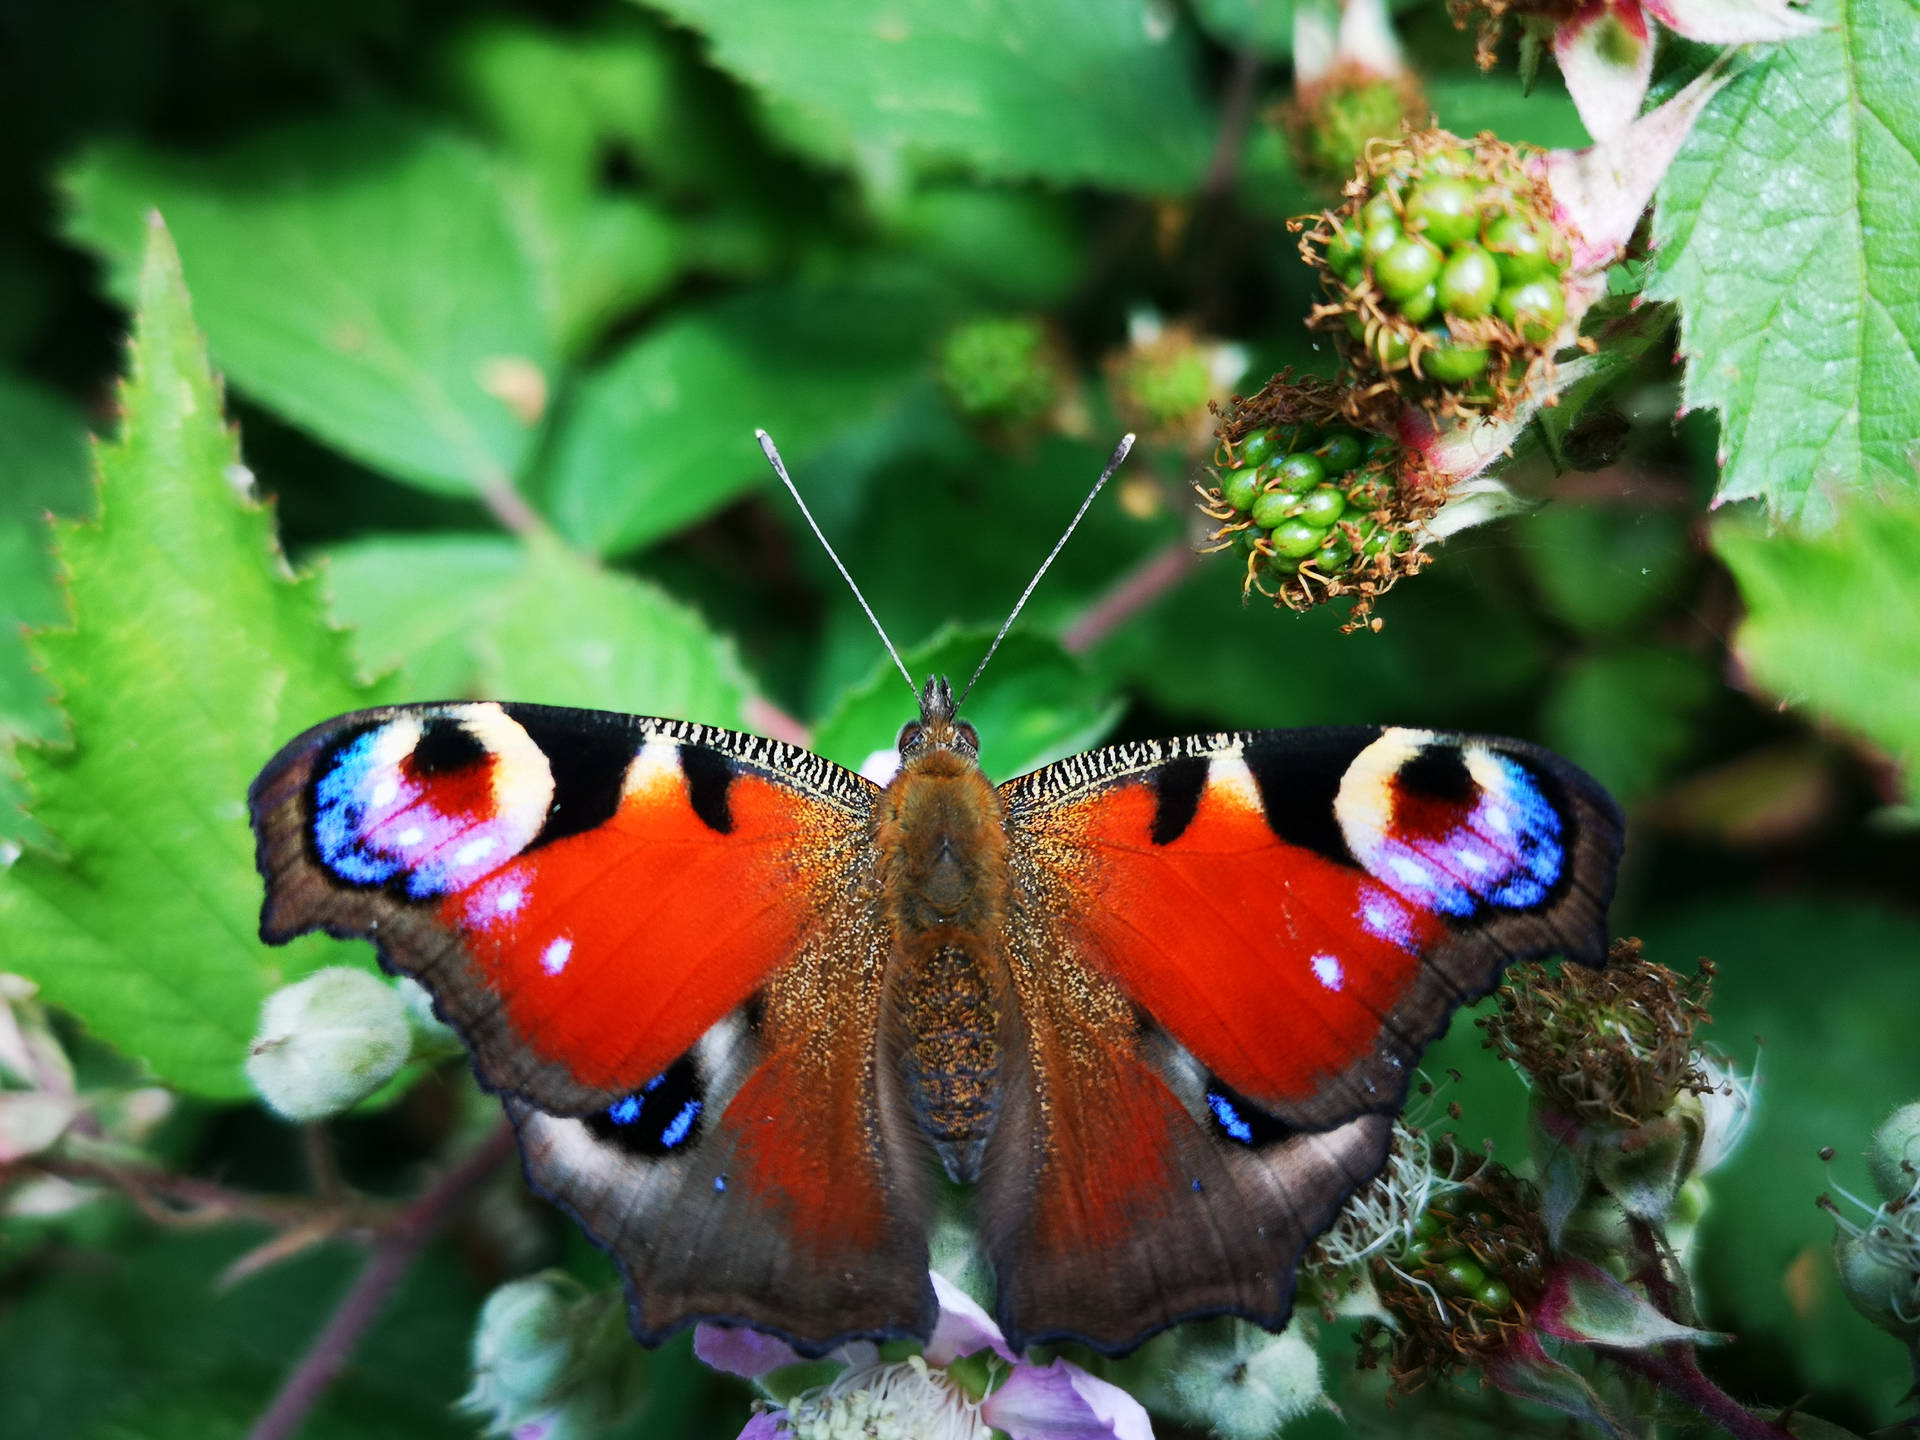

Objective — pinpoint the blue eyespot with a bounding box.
[1206,1090,1255,1146]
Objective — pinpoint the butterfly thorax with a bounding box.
[873,731,1015,1184]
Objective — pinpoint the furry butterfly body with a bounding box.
[249,676,1622,1355]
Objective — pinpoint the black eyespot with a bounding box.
[586,1056,705,1157]
[1204,1078,1300,1149]
[410,716,488,776]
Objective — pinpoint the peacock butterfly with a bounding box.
[246,439,1623,1358]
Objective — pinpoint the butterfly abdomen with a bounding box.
[875,749,1017,1183]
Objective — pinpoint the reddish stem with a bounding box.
[1202,50,1264,201]
[1606,1346,1795,1440]
[1060,539,1193,655]
[246,1122,517,1440]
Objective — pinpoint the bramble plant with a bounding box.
[1,1,1917,1439]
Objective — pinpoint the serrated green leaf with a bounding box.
[636,0,1214,192]
[1713,500,1920,795]
[1539,644,1715,803]
[0,219,392,1098]
[544,276,957,556]
[812,628,1121,784]
[1641,899,1920,1417]
[324,532,751,728]
[62,118,554,499]
[1649,0,1920,526]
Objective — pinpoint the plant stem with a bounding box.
[246,1121,516,1440]
[25,1151,390,1233]
[1202,50,1264,202]
[1061,538,1193,655]
[1606,1346,1795,1440]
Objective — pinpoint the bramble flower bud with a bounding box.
[1869,1102,1920,1204]
[1164,1321,1329,1439]
[1282,0,1424,190]
[245,966,411,1122]
[463,1272,647,1440]
[937,316,1069,437]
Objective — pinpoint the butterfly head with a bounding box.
[896,674,979,762]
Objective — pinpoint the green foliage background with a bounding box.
[0,0,1915,1436]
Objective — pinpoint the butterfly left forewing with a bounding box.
[981,724,1622,1350]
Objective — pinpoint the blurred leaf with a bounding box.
[812,628,1122,783]
[1714,500,1920,796]
[1426,75,1592,151]
[1512,503,1694,638]
[0,220,391,1099]
[325,532,752,728]
[891,184,1086,306]
[1540,644,1715,803]
[507,180,683,360]
[63,118,554,499]
[1189,0,1295,53]
[0,1226,476,1440]
[1640,899,1920,1419]
[1649,0,1920,527]
[638,0,1215,192]
[1092,561,1553,733]
[544,275,959,555]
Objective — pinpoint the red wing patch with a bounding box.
[250,702,876,1114]
[1027,769,1441,1111]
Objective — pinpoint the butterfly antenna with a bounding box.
[957,433,1135,711]
[756,429,916,699]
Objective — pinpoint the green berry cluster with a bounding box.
[1211,421,1408,588]
[936,316,1062,432]
[1361,1149,1547,1390]
[1283,68,1424,192]
[1307,132,1572,410]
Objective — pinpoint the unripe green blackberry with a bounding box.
[936,315,1065,434]
[1869,1102,1920,1203]
[1282,66,1426,192]
[1298,128,1576,417]
[1197,373,1440,626]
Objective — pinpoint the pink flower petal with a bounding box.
[926,1272,1016,1366]
[734,1413,782,1440]
[1644,0,1824,43]
[1541,61,1731,271]
[693,1323,807,1378]
[981,1357,1155,1440]
[1553,0,1654,143]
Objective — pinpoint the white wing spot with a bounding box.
[541,938,573,975]
[494,887,523,914]
[454,836,497,867]
[1311,953,1345,991]
[396,826,425,847]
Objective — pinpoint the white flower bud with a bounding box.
[463,1273,648,1440]
[1868,1101,1920,1204]
[1166,1321,1330,1440]
[246,967,411,1122]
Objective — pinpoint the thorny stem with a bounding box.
[246,1121,517,1440]
[1605,1345,1795,1440]
[1061,538,1194,655]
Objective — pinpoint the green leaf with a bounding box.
[1713,500,1920,795]
[1649,0,1920,526]
[1514,502,1694,637]
[544,276,957,555]
[0,219,392,1099]
[62,118,555,499]
[1426,75,1593,151]
[811,628,1121,783]
[324,533,752,728]
[891,184,1086,306]
[1540,644,1715,803]
[1640,899,1920,1417]
[1188,0,1295,54]
[0,1226,477,1440]
[636,0,1215,192]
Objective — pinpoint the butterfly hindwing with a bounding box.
[1000,725,1622,1130]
